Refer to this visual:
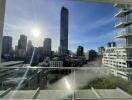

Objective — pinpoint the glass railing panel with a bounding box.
[115,18,127,27]
[0,67,132,99]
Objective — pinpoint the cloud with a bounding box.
[70,16,116,35]
[85,17,115,31]
[69,16,116,43]
[69,29,121,52]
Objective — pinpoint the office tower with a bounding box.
[26,40,34,57]
[2,36,13,59]
[32,47,39,64]
[77,46,84,57]
[60,7,69,56]
[15,45,18,52]
[0,0,6,62]
[43,38,51,57]
[38,47,44,61]
[25,40,34,63]
[18,35,27,50]
[17,35,27,58]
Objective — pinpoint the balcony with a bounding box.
[0,66,131,99]
[127,18,132,26]
[116,31,132,38]
[114,9,127,17]
[114,4,126,8]
[115,19,127,28]
[114,8,132,17]
[118,44,132,49]
[127,57,132,61]
[125,44,132,48]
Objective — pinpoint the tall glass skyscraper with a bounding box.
[60,7,69,56]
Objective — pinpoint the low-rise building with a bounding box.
[50,61,63,67]
[98,47,105,56]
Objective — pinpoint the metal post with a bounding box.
[72,69,75,100]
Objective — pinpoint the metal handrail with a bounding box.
[0,66,132,70]
[115,8,127,16]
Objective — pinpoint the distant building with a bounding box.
[14,45,18,58]
[98,47,105,56]
[15,45,18,52]
[38,47,44,61]
[77,46,84,57]
[88,50,98,61]
[30,47,39,65]
[17,35,27,58]
[51,51,55,57]
[60,7,69,56]
[85,50,89,60]
[18,35,27,50]
[43,38,51,57]
[26,40,34,57]
[50,61,63,67]
[25,40,34,63]
[2,36,13,60]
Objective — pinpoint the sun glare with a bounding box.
[31,28,41,38]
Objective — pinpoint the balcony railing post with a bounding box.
[72,69,75,100]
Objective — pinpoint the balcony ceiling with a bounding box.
[71,0,132,4]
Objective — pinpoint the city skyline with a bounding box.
[1,1,132,98]
[4,0,117,52]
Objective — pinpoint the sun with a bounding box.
[31,28,41,38]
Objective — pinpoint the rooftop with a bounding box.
[1,61,24,67]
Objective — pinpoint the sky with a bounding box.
[4,0,119,52]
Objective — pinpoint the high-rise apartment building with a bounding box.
[17,35,27,58]
[103,4,132,80]
[114,4,132,81]
[43,38,51,57]
[60,7,69,56]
